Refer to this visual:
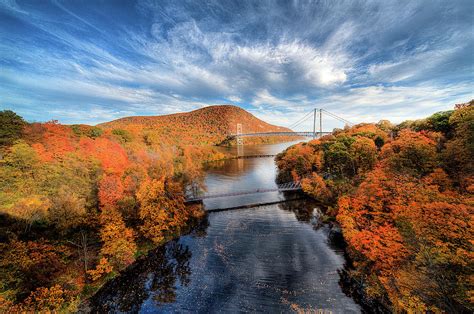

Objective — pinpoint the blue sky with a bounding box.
[0,0,473,130]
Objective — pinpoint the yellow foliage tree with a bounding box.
[137,178,189,244]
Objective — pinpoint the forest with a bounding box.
[276,101,473,312]
[0,109,229,311]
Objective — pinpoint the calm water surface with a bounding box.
[91,141,361,313]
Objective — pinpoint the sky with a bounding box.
[0,0,473,130]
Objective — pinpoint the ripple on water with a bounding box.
[91,203,361,314]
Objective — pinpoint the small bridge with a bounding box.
[185,181,302,203]
[230,154,277,159]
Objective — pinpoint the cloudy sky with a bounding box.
[0,0,473,130]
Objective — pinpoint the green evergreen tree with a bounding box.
[0,110,26,146]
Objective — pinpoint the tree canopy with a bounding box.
[0,110,26,147]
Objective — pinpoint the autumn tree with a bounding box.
[0,240,70,301]
[70,124,103,138]
[350,137,377,174]
[89,175,137,280]
[336,135,472,312]
[276,123,386,199]
[442,104,473,188]
[301,172,332,204]
[137,177,189,244]
[376,120,394,132]
[381,129,438,176]
[276,142,318,182]
[0,109,232,310]
[277,105,473,312]
[97,208,136,271]
[324,138,355,178]
[48,187,86,231]
[0,141,49,230]
[23,284,72,312]
[112,128,133,143]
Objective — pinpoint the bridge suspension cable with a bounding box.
[286,108,354,133]
[321,109,354,126]
[287,110,314,129]
[287,110,315,130]
[291,116,314,131]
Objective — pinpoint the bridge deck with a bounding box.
[229,131,332,138]
[185,181,302,202]
[230,154,276,159]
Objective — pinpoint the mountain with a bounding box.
[99,105,295,145]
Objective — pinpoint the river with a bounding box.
[90,141,361,313]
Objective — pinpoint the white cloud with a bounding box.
[252,89,309,109]
[321,83,474,123]
[368,46,463,83]
[227,96,242,103]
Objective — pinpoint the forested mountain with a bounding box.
[99,105,295,146]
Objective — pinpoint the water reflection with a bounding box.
[202,141,307,210]
[279,198,320,224]
[91,221,208,313]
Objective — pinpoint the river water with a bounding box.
[91,141,361,313]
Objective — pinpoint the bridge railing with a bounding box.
[228,131,332,138]
[185,181,302,202]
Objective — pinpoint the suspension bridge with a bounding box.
[228,108,354,143]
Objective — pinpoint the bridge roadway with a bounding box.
[185,181,302,203]
[230,154,276,159]
[228,131,332,138]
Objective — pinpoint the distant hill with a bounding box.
[99,105,295,145]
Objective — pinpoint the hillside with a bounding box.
[99,105,295,146]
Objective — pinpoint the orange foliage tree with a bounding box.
[381,129,438,176]
[301,172,332,204]
[91,174,137,279]
[0,108,217,310]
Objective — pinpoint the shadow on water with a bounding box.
[278,197,321,223]
[90,220,209,313]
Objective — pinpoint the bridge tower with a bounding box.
[319,108,323,138]
[236,123,243,146]
[312,108,323,139]
[313,108,317,139]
